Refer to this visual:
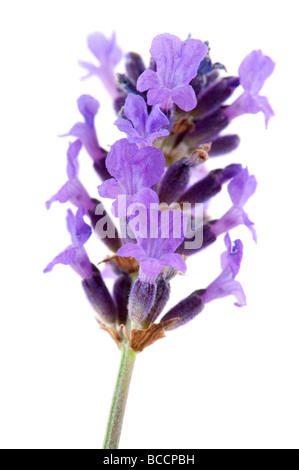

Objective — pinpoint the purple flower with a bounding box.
[79,32,122,99]
[211,168,257,241]
[137,33,208,111]
[223,50,275,127]
[63,95,107,163]
[97,139,165,213]
[202,234,246,307]
[46,140,94,213]
[117,195,187,283]
[114,94,169,147]
[44,207,93,279]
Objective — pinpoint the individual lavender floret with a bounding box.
[44,207,93,279]
[114,94,169,147]
[98,139,165,213]
[46,140,94,213]
[223,50,275,127]
[117,195,187,284]
[79,32,122,99]
[137,33,208,112]
[45,208,116,323]
[162,234,245,330]
[64,95,106,160]
[201,234,246,307]
[211,168,257,241]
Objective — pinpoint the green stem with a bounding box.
[103,341,137,449]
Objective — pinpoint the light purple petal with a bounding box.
[146,104,169,135]
[239,50,275,95]
[173,37,208,85]
[44,246,77,273]
[134,146,165,189]
[159,253,187,273]
[67,207,92,247]
[202,235,246,307]
[136,69,160,92]
[117,243,145,259]
[87,32,122,67]
[66,140,81,179]
[77,94,99,126]
[147,87,173,107]
[172,84,197,112]
[254,94,275,128]
[124,94,148,132]
[98,178,123,199]
[105,139,138,180]
[220,234,243,276]
[139,259,164,284]
[228,168,257,207]
[46,178,92,211]
[114,117,135,136]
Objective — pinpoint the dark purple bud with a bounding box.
[186,109,228,146]
[143,275,171,326]
[209,134,240,156]
[125,52,146,84]
[113,272,132,325]
[93,155,111,181]
[176,222,217,256]
[179,164,242,204]
[193,76,240,118]
[82,265,117,324]
[128,279,156,326]
[113,94,126,114]
[87,199,121,252]
[158,157,191,205]
[160,290,205,330]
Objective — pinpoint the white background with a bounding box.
[0,0,298,449]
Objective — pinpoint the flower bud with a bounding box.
[125,52,146,84]
[177,223,217,256]
[128,279,156,326]
[87,199,121,252]
[82,265,117,324]
[209,134,240,156]
[193,76,239,118]
[144,275,170,326]
[179,164,242,204]
[186,109,228,146]
[93,156,111,181]
[113,272,132,325]
[160,290,205,330]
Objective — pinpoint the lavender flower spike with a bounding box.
[79,32,122,99]
[137,33,208,112]
[114,94,169,147]
[63,95,107,164]
[202,234,246,307]
[211,168,257,242]
[223,50,275,127]
[44,207,93,279]
[46,140,94,213]
[98,139,165,213]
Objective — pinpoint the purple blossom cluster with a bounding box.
[45,32,274,345]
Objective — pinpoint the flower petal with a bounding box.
[172,84,197,111]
